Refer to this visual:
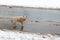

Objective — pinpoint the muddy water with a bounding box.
[0,7,60,34]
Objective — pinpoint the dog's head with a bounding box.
[22,16,27,20]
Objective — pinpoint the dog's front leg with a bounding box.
[20,22,24,31]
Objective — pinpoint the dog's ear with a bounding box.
[23,16,27,17]
[23,16,24,17]
[26,16,27,17]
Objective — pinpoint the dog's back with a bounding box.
[11,16,27,23]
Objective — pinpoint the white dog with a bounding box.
[11,16,27,31]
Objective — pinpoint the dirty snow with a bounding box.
[0,29,60,40]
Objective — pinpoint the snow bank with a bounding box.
[0,29,60,40]
[0,0,60,8]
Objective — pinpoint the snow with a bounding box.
[0,29,60,40]
[0,0,60,8]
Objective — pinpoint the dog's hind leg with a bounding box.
[12,22,16,29]
[11,19,16,29]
